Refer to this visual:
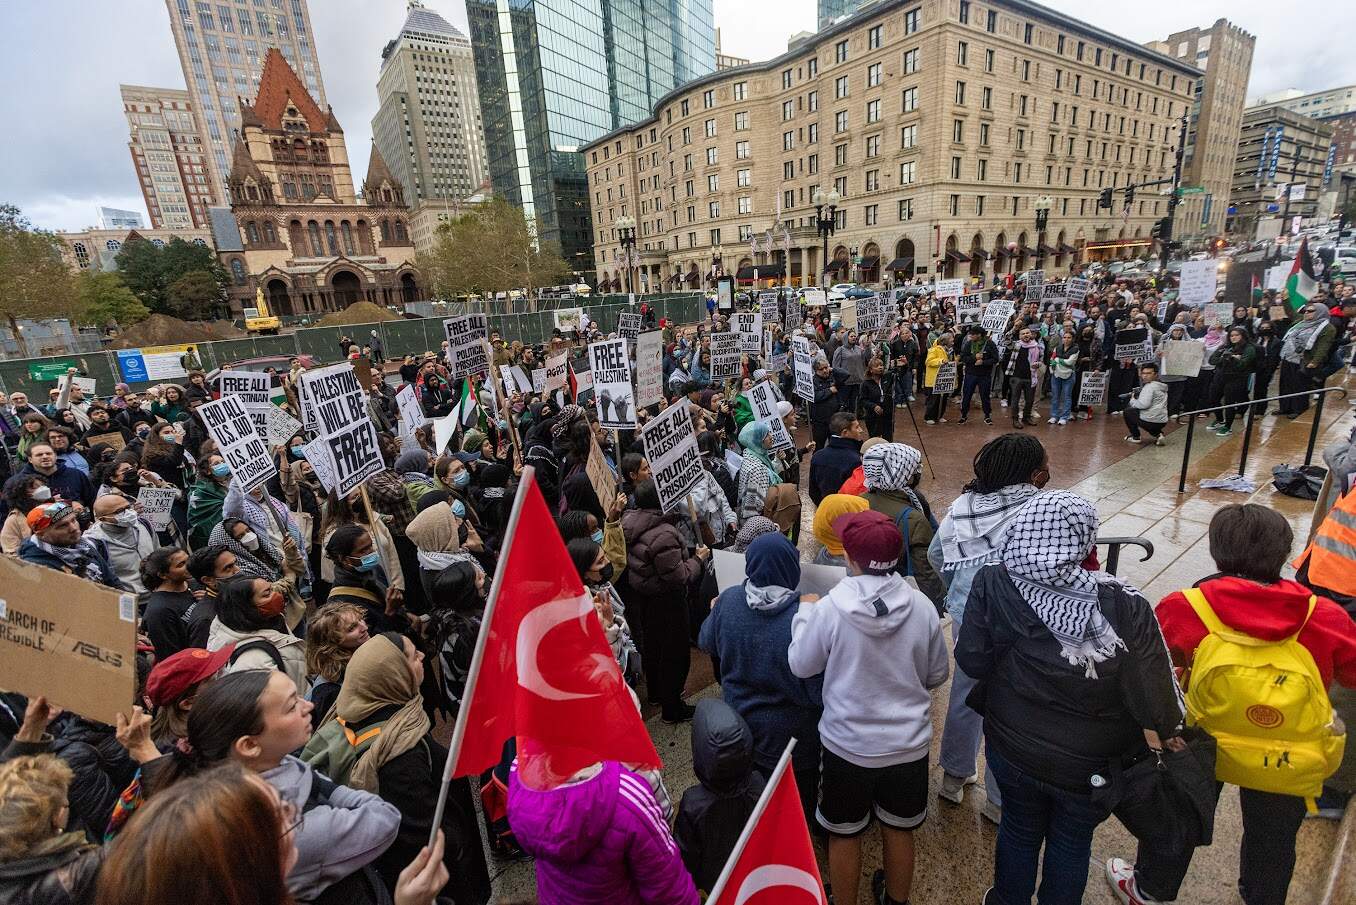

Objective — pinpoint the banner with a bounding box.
[1162,339,1204,378]
[197,394,276,493]
[641,398,704,513]
[1178,260,1218,308]
[300,363,384,497]
[395,384,424,436]
[935,278,964,299]
[733,311,763,354]
[792,335,815,402]
[443,314,490,378]
[709,332,743,381]
[587,338,635,430]
[634,330,664,409]
[617,312,642,339]
[932,361,958,395]
[0,554,137,727]
[1078,372,1108,406]
[216,369,273,439]
[1024,270,1045,301]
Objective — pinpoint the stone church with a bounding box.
[211,48,420,317]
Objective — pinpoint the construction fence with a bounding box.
[0,293,706,399]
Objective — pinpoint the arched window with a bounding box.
[382,188,392,203]
[192,238,206,247]
[394,220,407,243]
[152,238,165,248]
[72,242,89,267]
[230,258,247,286]
[307,221,322,257]
[246,181,259,201]
[263,221,276,244]
[324,221,339,256]
[379,219,391,242]
[288,219,306,251]
[245,221,261,245]
[105,239,122,253]
[340,221,355,255]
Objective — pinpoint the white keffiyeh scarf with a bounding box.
[862,443,925,513]
[940,483,1042,568]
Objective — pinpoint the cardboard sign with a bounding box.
[588,338,635,429]
[1178,259,1218,308]
[136,486,179,530]
[0,555,137,727]
[733,311,763,354]
[396,384,424,437]
[758,291,781,324]
[299,436,338,494]
[1078,372,1108,406]
[264,405,303,449]
[1113,328,1151,361]
[709,331,743,381]
[617,312,643,339]
[553,307,584,332]
[634,330,664,409]
[1024,270,1045,301]
[301,363,384,496]
[84,431,125,453]
[443,315,490,379]
[641,398,704,513]
[1162,339,1205,378]
[1269,305,1288,322]
[935,278,964,299]
[198,394,276,492]
[586,436,618,513]
[980,299,1014,335]
[792,335,816,402]
[932,361,958,395]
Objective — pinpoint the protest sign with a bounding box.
[443,315,490,379]
[764,415,794,453]
[198,394,275,492]
[544,352,569,392]
[759,291,781,324]
[709,331,743,380]
[296,362,350,434]
[0,555,137,727]
[586,436,618,511]
[743,381,780,421]
[1113,327,1151,361]
[713,549,846,599]
[980,299,1014,334]
[73,377,97,395]
[85,432,125,453]
[1077,373,1108,406]
[617,312,643,339]
[769,351,788,373]
[1024,270,1045,301]
[1203,302,1233,326]
[497,364,516,399]
[1268,304,1287,322]
[838,298,857,330]
[855,293,887,333]
[1265,266,1287,292]
[723,448,743,481]
[299,436,338,494]
[932,361,958,395]
[553,307,583,332]
[531,368,546,393]
[641,398,704,513]
[1064,277,1091,306]
[792,335,815,402]
[801,287,826,307]
[1162,339,1205,378]
[956,293,986,324]
[634,330,664,408]
[588,338,635,429]
[136,486,179,530]
[508,364,533,393]
[216,369,273,439]
[300,363,384,496]
[717,278,734,310]
[733,311,763,354]
[935,278,964,299]
[263,405,303,449]
[1178,260,1218,308]
[396,384,424,436]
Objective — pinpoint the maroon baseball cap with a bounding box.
[144,645,235,707]
[834,510,904,575]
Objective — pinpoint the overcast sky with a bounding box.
[2,0,1350,233]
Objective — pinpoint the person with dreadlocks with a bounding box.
[928,433,1050,818]
[955,491,1183,905]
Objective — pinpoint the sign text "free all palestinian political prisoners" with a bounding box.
[198,394,275,492]
[301,364,384,496]
[443,314,490,378]
[641,398,704,513]
[216,370,273,439]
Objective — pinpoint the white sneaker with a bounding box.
[1154,435,1165,447]
[1058,418,1069,425]
[1048,416,1057,424]
[938,771,978,804]
[1000,400,1009,407]
[938,417,948,423]
[925,419,936,425]
[1124,435,1141,444]
[1105,857,1159,904]
[980,799,1001,824]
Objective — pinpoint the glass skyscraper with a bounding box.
[817,0,861,30]
[467,0,715,272]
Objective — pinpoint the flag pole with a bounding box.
[703,738,798,904]
[426,465,536,849]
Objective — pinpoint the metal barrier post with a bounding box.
[1237,404,1257,476]
[1177,414,1196,493]
[1304,390,1327,467]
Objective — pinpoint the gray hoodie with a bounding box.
[788,573,949,767]
[262,755,402,902]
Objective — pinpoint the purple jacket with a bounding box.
[508,761,698,905]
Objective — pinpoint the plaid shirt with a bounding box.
[366,469,415,537]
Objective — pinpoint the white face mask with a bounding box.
[239,532,259,551]
[110,509,139,529]
[30,485,52,502]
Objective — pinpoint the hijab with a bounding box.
[999,491,1127,678]
[862,443,925,512]
[731,515,780,553]
[208,520,282,581]
[812,494,869,556]
[406,500,477,573]
[331,633,431,792]
[737,421,781,484]
[743,533,800,612]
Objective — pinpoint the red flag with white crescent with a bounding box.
[446,471,660,789]
[707,742,824,905]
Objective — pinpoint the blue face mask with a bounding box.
[497,418,508,431]
[451,500,466,518]
[452,470,471,488]
[590,528,604,545]
[290,446,305,458]
[356,551,382,572]
[211,462,231,478]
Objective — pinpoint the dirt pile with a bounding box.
[106,314,234,349]
[314,301,401,327]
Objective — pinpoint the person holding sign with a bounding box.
[923,333,956,424]
[1206,327,1258,437]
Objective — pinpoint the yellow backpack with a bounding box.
[1182,588,1345,803]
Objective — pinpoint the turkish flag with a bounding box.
[708,755,825,905]
[449,473,660,789]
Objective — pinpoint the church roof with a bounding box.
[249,47,332,133]
[364,143,397,190]
[229,134,265,183]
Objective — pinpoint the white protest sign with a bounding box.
[709,331,743,380]
[1024,270,1046,301]
[300,363,384,496]
[792,335,816,402]
[73,377,97,395]
[980,299,1014,335]
[713,549,847,598]
[588,338,635,430]
[432,412,458,457]
[640,398,704,513]
[395,384,424,436]
[635,330,664,408]
[801,287,826,307]
[1178,260,1218,308]
[733,311,763,354]
[136,486,179,530]
[442,314,490,378]
[574,368,594,395]
[617,312,643,339]
[1162,339,1205,378]
[216,369,274,439]
[932,361,958,395]
[935,278,964,299]
[764,415,794,453]
[1203,302,1233,326]
[723,448,743,481]
[856,293,887,333]
[509,365,534,393]
[544,352,569,392]
[1064,277,1091,306]
[743,380,780,421]
[1078,372,1108,406]
[554,307,584,332]
[956,292,986,324]
[758,291,781,324]
[531,368,546,393]
[296,362,350,434]
[1265,266,1287,292]
[299,436,338,494]
[197,395,276,493]
[263,405,303,449]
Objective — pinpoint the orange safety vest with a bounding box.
[1294,487,1356,597]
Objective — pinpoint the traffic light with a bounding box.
[1150,217,1173,242]
[1098,188,1114,210]
[1124,185,1136,208]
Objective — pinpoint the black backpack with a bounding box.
[229,638,286,672]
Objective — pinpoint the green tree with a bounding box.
[166,270,225,320]
[415,197,572,299]
[75,271,150,328]
[0,203,80,357]
[116,235,228,317]
[114,236,170,312]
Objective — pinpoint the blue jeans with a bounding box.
[893,369,914,402]
[1050,374,1074,421]
[986,744,1108,905]
[939,638,1000,808]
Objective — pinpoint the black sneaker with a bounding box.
[661,702,696,724]
[984,417,993,425]
[957,416,968,424]
[872,868,909,905]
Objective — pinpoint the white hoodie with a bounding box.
[788,573,949,767]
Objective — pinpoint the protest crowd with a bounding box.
[0,255,1355,905]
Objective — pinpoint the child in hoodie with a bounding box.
[789,510,950,905]
[674,699,767,895]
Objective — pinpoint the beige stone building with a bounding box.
[58,228,213,273]
[1145,20,1254,238]
[210,49,420,316]
[582,0,1199,292]
[121,85,220,230]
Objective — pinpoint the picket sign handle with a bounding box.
[703,738,798,904]
[427,465,535,850]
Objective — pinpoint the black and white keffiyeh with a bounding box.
[941,484,1042,568]
[1000,490,1126,677]
[862,443,925,512]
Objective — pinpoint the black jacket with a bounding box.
[51,719,140,840]
[809,370,847,426]
[807,436,861,505]
[960,338,1000,377]
[955,565,1184,792]
[0,839,103,905]
[674,700,766,895]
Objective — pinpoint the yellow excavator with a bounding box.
[244,286,281,335]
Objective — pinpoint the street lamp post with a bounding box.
[615,215,637,296]
[1033,195,1052,271]
[813,188,840,286]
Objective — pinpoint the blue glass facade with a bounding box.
[818,0,861,30]
[469,0,715,272]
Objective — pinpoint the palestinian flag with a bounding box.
[1250,273,1263,303]
[1283,236,1316,316]
[456,375,486,431]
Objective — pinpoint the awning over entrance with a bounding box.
[945,249,971,263]
[857,255,880,270]
[736,263,785,279]
[1058,243,1078,254]
[969,248,991,261]
[884,257,914,271]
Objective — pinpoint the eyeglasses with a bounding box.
[279,796,304,837]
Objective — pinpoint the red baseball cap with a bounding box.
[145,645,235,707]
[834,510,904,575]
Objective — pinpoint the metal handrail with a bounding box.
[1175,385,1350,493]
[1096,536,1154,575]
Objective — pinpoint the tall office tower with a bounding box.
[373,2,487,212]
[466,0,715,272]
[120,85,219,230]
[1146,20,1255,237]
[164,0,326,204]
